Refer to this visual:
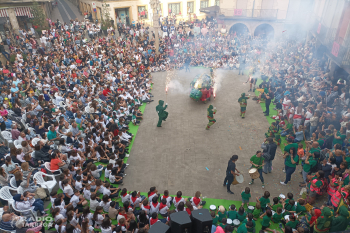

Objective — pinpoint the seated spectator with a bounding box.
[11,124,20,140]
[13,192,48,216]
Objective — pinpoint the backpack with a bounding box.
[262,144,272,161]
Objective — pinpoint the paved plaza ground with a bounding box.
[125,68,306,201]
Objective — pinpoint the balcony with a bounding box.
[219,9,278,20]
[311,19,350,68]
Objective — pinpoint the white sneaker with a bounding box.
[126,164,129,166]
[126,154,130,158]
[123,174,127,177]
[280,182,287,185]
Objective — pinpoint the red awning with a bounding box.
[0,9,8,18]
[15,7,33,18]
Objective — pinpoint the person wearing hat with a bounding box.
[223,155,240,194]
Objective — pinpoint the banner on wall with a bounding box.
[317,23,321,34]
[234,9,242,16]
[331,41,340,57]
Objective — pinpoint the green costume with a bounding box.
[238,93,249,118]
[265,124,277,138]
[329,206,350,232]
[206,105,217,130]
[156,100,168,127]
[314,207,333,233]
[275,134,281,145]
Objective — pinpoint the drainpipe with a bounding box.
[252,0,255,17]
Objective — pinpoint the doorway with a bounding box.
[115,8,130,25]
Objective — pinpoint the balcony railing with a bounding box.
[220,9,278,19]
[311,20,350,67]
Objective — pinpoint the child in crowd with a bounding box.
[256,191,271,212]
[241,187,251,207]
[217,206,227,222]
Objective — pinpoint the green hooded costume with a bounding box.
[329,206,350,232]
[238,93,249,118]
[156,100,168,127]
[206,105,217,130]
[314,207,333,233]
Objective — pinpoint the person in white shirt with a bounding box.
[71,189,86,212]
[52,207,67,223]
[129,191,144,207]
[100,217,115,233]
[159,198,170,217]
[104,164,113,178]
[55,219,66,233]
[54,198,67,218]
[149,196,160,215]
[83,184,92,200]
[67,210,79,227]
[13,192,48,216]
[75,176,83,192]
[173,191,185,208]
[160,190,173,207]
[90,193,100,211]
[62,177,74,194]
[99,194,111,213]
[92,206,105,227]
[120,188,130,203]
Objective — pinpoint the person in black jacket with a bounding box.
[262,137,277,174]
[33,144,51,162]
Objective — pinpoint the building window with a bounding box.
[168,3,181,15]
[200,0,208,8]
[138,6,148,19]
[215,0,220,6]
[187,2,194,13]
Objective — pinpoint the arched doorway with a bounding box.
[254,23,274,39]
[229,23,249,36]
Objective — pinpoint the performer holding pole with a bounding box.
[156,100,168,127]
[206,105,217,130]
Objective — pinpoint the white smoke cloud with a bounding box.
[167,79,191,95]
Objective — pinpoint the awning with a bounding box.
[0,9,8,18]
[15,7,33,18]
[199,6,220,14]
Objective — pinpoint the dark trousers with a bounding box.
[284,166,296,184]
[224,174,234,192]
[251,169,264,183]
[265,102,270,115]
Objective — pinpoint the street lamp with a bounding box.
[150,0,160,55]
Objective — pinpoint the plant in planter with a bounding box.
[101,1,114,35]
[30,0,49,33]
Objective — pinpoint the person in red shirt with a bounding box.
[103,87,111,97]
[76,58,82,64]
[50,152,65,171]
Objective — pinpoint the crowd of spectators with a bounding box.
[0,13,349,233]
